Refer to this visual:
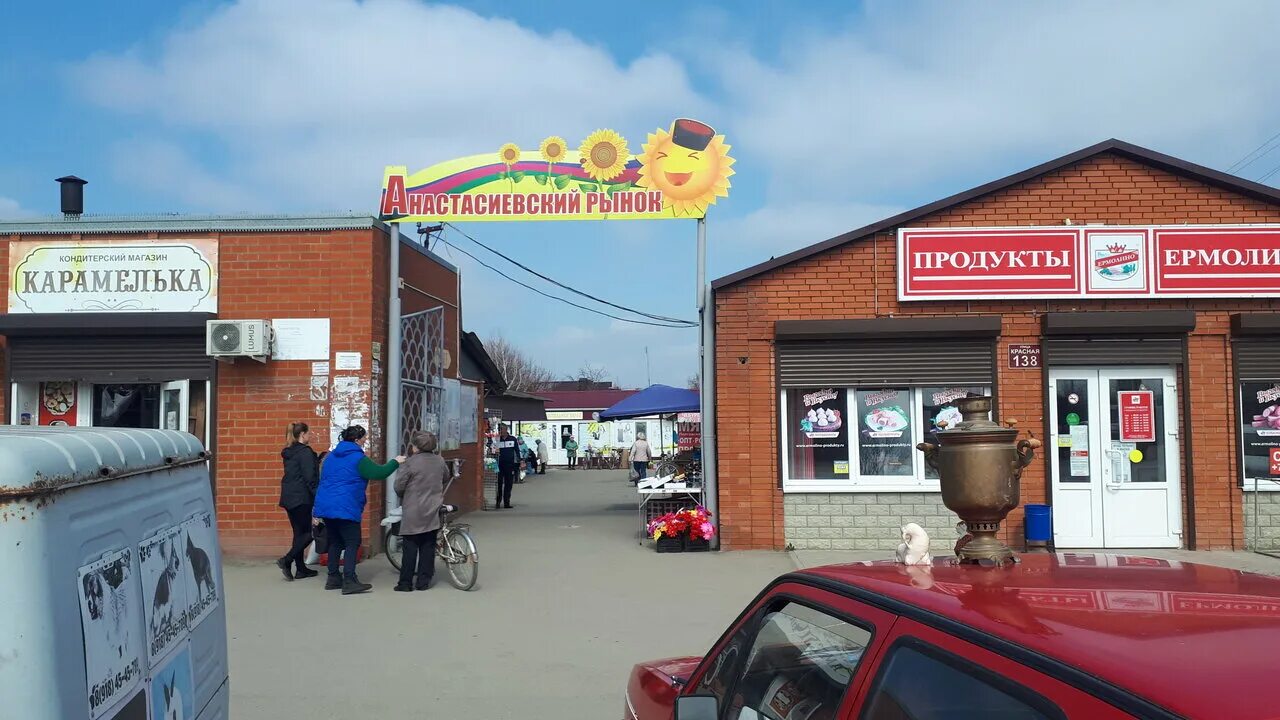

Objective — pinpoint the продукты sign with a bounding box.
[898,225,1280,300]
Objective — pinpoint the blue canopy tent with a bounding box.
[600,385,700,458]
[598,384,699,420]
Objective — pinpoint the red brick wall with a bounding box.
[716,153,1280,550]
[215,227,380,558]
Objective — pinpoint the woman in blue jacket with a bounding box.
[312,425,405,594]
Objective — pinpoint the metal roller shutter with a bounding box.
[1235,339,1280,380]
[777,340,995,388]
[9,334,214,382]
[1044,338,1184,366]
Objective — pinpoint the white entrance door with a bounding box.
[1048,367,1181,548]
[159,380,190,433]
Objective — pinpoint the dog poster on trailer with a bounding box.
[149,642,195,720]
[77,548,144,720]
[140,526,189,661]
[179,512,219,629]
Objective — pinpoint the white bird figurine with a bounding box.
[896,522,932,566]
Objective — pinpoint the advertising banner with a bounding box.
[1240,382,1280,484]
[855,388,913,477]
[899,225,1280,300]
[786,388,850,480]
[139,526,188,662]
[38,381,78,425]
[9,238,218,313]
[380,118,734,222]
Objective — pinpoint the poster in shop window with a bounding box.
[920,387,985,479]
[856,389,914,477]
[39,380,78,425]
[1240,382,1280,485]
[78,548,143,720]
[787,388,849,480]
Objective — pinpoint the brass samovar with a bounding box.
[917,396,1040,565]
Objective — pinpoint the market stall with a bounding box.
[599,385,709,545]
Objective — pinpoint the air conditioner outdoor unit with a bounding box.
[206,319,272,362]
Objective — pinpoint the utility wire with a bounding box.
[445,223,696,326]
[438,237,695,328]
[1228,131,1280,174]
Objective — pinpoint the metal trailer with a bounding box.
[0,426,229,720]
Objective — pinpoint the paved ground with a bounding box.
[791,547,1280,576]
[223,470,793,719]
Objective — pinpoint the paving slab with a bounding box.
[225,470,793,719]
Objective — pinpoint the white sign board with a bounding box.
[78,548,144,719]
[443,378,461,450]
[335,352,362,370]
[271,318,331,360]
[10,238,218,313]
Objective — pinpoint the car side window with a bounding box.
[706,600,872,720]
[860,641,1063,720]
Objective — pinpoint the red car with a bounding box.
[626,553,1280,720]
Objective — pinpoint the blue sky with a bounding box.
[3,1,1279,388]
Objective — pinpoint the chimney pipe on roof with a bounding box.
[55,176,87,218]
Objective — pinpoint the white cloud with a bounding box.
[74,0,709,210]
[719,0,1280,201]
[710,200,904,276]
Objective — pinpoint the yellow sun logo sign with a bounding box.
[636,119,735,217]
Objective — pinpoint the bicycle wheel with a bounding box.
[441,528,478,591]
[385,527,403,572]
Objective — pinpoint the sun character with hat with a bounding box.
[636,118,735,217]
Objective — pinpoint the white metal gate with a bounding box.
[398,307,445,454]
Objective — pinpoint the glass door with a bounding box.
[1049,367,1181,548]
[1048,370,1104,547]
[159,380,190,432]
[1098,368,1181,548]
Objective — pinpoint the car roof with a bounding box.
[800,553,1280,720]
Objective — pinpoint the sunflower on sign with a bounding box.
[578,129,629,184]
[539,135,568,189]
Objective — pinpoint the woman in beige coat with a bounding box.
[393,431,451,591]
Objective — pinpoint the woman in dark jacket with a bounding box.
[393,431,451,592]
[313,425,405,594]
[277,422,320,581]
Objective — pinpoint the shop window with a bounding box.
[1240,381,1280,492]
[785,388,852,480]
[92,384,161,429]
[782,386,988,491]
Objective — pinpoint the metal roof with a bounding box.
[0,212,387,235]
[712,138,1280,291]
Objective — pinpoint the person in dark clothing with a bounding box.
[393,431,450,591]
[495,424,519,509]
[277,422,320,581]
[312,425,405,594]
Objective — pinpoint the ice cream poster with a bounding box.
[799,388,844,439]
[787,388,850,480]
[380,118,734,222]
[1240,383,1280,481]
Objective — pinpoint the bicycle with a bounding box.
[382,466,479,591]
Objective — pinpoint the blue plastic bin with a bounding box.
[1024,504,1052,543]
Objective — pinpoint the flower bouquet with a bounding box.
[647,506,717,553]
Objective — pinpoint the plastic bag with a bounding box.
[629,468,640,481]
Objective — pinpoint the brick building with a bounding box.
[0,214,487,559]
[712,140,1280,553]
